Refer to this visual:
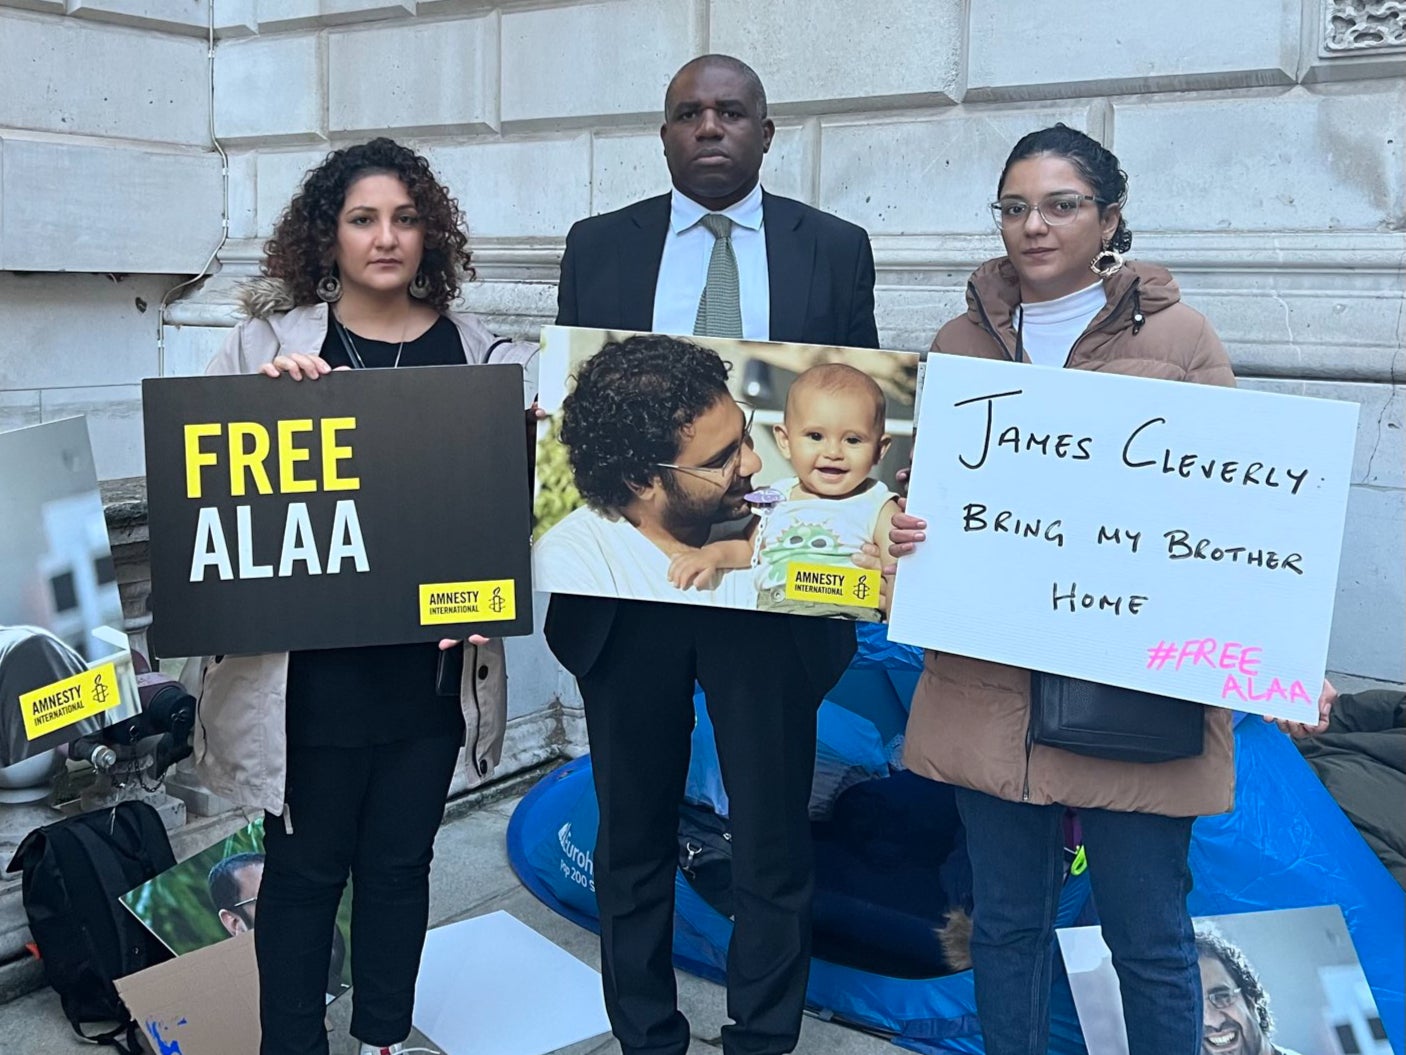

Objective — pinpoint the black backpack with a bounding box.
[5,801,176,1052]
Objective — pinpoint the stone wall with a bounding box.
[2,0,1403,687]
[0,2,223,480]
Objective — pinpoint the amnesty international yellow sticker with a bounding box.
[20,662,122,741]
[418,580,517,624]
[782,563,881,609]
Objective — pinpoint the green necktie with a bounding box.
[693,213,743,339]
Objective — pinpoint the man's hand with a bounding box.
[259,353,339,380]
[667,550,722,591]
[1263,678,1337,738]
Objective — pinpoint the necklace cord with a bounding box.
[333,312,407,369]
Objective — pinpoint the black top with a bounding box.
[320,312,462,370]
[284,315,467,748]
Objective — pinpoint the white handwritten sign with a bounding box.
[887,357,1359,722]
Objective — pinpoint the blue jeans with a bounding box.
[954,787,1201,1055]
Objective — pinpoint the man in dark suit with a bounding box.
[546,53,879,1055]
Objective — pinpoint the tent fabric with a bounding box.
[507,626,1405,1053]
[508,751,1094,1053]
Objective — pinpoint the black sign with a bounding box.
[143,365,532,656]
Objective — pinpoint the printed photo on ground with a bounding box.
[533,326,920,620]
[1058,905,1390,1055]
[121,818,353,1002]
[0,417,139,770]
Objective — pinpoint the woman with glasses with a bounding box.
[887,124,1236,1055]
[196,138,535,1055]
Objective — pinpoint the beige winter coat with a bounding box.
[191,281,537,816]
[902,259,1238,817]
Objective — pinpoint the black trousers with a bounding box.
[572,601,845,1055]
[256,734,461,1055]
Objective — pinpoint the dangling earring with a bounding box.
[316,271,342,303]
[1089,244,1124,278]
[408,271,431,300]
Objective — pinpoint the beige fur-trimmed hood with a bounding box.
[234,277,298,320]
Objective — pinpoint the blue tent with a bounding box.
[508,627,1405,1053]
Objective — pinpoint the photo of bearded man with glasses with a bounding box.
[534,333,761,609]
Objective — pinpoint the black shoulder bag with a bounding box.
[1028,671,1205,764]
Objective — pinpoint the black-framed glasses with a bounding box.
[655,401,755,488]
[1205,986,1242,1011]
[990,193,1105,228]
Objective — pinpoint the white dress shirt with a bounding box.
[652,183,770,340]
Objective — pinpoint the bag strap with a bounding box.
[58,825,145,1050]
[68,821,141,909]
[110,803,175,874]
[68,815,159,976]
[73,1018,143,1054]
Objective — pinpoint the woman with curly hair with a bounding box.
[196,138,535,1055]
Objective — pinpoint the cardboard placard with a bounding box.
[143,365,534,656]
[115,931,260,1055]
[887,357,1358,721]
[532,327,919,619]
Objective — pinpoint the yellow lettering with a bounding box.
[321,417,359,491]
[227,422,273,497]
[277,419,316,494]
[184,423,222,499]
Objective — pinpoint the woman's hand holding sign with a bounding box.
[880,463,928,567]
[1264,678,1336,739]
[886,503,927,566]
[853,496,929,614]
[259,353,340,380]
[440,636,490,649]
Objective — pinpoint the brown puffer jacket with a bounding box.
[902,257,1238,817]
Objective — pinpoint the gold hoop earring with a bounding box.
[1089,246,1124,278]
[408,271,431,300]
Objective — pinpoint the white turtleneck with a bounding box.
[1014,281,1107,368]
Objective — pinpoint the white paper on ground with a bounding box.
[412,910,611,1055]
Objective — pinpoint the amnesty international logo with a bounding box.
[19,662,122,741]
[418,580,517,624]
[781,563,881,609]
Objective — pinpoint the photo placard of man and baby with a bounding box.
[532,326,920,621]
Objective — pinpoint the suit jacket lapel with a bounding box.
[763,191,814,343]
[618,194,671,331]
